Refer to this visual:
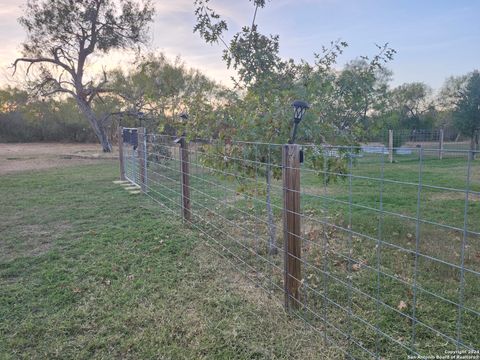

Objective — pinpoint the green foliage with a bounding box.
[15,0,155,151]
[19,0,154,57]
[147,138,172,166]
[367,82,436,142]
[390,82,434,128]
[0,87,96,142]
[450,72,480,137]
[193,2,396,146]
[439,70,480,153]
[192,1,395,184]
[193,0,228,45]
[3,52,226,143]
[109,53,223,136]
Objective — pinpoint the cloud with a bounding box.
[0,2,21,17]
[0,0,255,87]
[154,0,193,14]
[1,0,478,90]
[0,1,26,83]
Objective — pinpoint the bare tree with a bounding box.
[13,0,154,152]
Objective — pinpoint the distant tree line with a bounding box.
[1,53,224,143]
[0,87,96,142]
[1,56,479,153]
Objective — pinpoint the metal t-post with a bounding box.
[118,127,125,180]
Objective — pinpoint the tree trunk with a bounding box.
[98,127,112,153]
[75,97,112,152]
[265,165,278,255]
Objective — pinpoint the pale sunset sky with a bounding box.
[0,0,479,90]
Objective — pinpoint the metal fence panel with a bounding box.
[121,130,480,359]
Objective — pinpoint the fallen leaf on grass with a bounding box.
[397,300,408,311]
[351,258,369,272]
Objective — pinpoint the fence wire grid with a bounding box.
[120,129,480,359]
[367,128,476,155]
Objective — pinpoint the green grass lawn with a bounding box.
[2,148,478,359]
[0,162,338,359]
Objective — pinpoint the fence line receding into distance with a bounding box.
[119,127,480,359]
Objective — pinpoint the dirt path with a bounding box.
[0,143,117,175]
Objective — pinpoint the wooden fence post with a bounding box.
[282,144,301,309]
[118,127,126,181]
[439,128,444,160]
[138,127,147,192]
[388,129,394,163]
[179,136,191,222]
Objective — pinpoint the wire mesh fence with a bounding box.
[364,129,476,157]
[120,127,480,359]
